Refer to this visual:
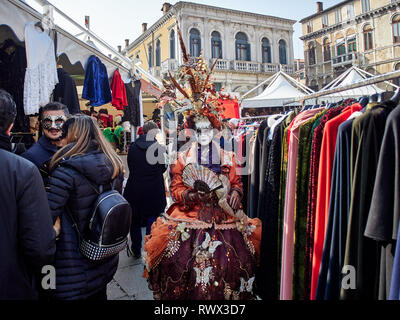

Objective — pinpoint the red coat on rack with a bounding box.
[111,69,128,110]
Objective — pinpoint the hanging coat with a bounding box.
[53,68,81,114]
[111,69,128,111]
[341,101,396,300]
[365,106,400,300]
[82,55,112,107]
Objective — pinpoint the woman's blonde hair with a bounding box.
[50,115,124,179]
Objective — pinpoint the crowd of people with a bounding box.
[0,88,167,300]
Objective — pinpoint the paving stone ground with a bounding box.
[107,228,154,300]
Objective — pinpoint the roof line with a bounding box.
[299,0,353,23]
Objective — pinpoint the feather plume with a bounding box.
[168,71,190,99]
[176,24,189,64]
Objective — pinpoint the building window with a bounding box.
[279,40,287,65]
[348,37,357,52]
[337,40,346,56]
[211,31,222,59]
[235,32,250,61]
[307,21,313,33]
[308,43,316,65]
[346,4,355,19]
[190,28,201,57]
[335,9,342,24]
[323,38,331,61]
[170,29,175,59]
[361,0,370,13]
[363,25,373,51]
[261,37,272,63]
[148,44,153,68]
[155,40,161,67]
[322,15,329,28]
[393,15,400,44]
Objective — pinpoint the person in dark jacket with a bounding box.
[0,89,57,300]
[46,115,125,300]
[22,102,69,187]
[124,121,167,258]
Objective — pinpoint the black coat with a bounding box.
[123,135,167,223]
[53,68,81,115]
[0,133,56,300]
[21,135,59,186]
[46,149,123,300]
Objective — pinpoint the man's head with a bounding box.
[143,121,159,135]
[39,102,69,141]
[0,89,17,135]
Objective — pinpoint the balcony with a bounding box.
[209,59,230,71]
[332,52,358,68]
[280,64,295,74]
[262,63,279,73]
[149,67,161,78]
[161,59,178,75]
[233,60,261,72]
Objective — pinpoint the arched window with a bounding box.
[190,28,201,57]
[170,29,176,59]
[323,38,331,62]
[308,42,316,65]
[235,32,250,61]
[363,25,373,51]
[392,15,400,44]
[148,44,153,68]
[336,33,345,56]
[156,40,161,67]
[279,40,287,65]
[261,37,271,63]
[211,31,222,59]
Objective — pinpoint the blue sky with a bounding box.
[26,0,342,59]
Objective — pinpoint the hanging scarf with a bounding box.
[0,132,12,152]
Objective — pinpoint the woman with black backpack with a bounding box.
[46,115,126,300]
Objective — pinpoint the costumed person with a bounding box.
[22,102,69,186]
[143,25,262,300]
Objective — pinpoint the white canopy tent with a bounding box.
[241,71,315,109]
[320,66,384,103]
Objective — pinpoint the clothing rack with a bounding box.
[283,69,400,106]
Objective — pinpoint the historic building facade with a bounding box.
[124,2,296,97]
[300,0,400,91]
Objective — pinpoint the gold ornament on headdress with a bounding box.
[158,23,233,130]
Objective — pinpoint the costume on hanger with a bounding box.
[143,28,261,300]
[0,39,31,137]
[111,69,128,111]
[365,106,400,300]
[53,67,80,114]
[123,80,141,127]
[23,22,58,115]
[341,100,397,300]
[82,55,112,107]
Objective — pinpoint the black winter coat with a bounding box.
[22,135,59,187]
[47,149,123,300]
[0,133,56,300]
[123,135,167,223]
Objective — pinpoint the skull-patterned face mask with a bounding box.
[42,115,67,131]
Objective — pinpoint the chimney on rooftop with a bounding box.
[142,23,148,33]
[161,3,172,15]
[317,2,323,13]
[118,45,122,53]
[125,39,130,48]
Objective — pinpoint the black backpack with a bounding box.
[67,177,132,261]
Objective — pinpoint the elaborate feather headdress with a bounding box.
[159,23,234,130]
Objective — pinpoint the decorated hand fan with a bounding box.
[182,163,223,194]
